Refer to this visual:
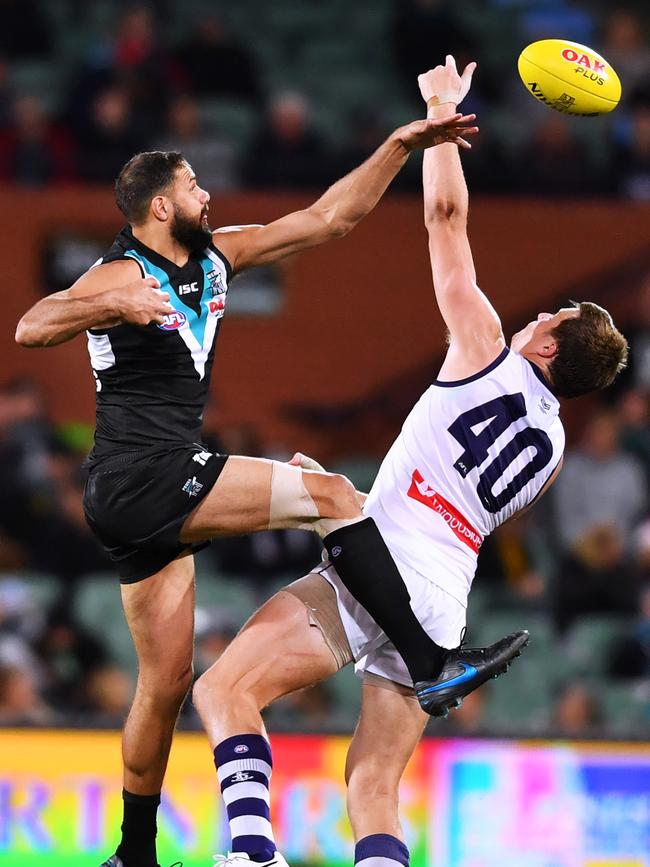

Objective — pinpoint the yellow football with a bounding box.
[518,39,622,116]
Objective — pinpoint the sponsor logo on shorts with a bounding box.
[407,469,483,554]
[234,744,249,754]
[158,310,188,331]
[182,476,204,497]
[331,546,342,557]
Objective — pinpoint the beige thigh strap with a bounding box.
[283,573,353,670]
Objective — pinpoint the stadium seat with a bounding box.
[566,615,632,677]
[198,98,258,149]
[9,62,63,114]
[6,571,64,611]
[329,664,362,721]
[194,573,258,626]
[74,574,137,677]
[329,457,381,494]
[598,680,649,735]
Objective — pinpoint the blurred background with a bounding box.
[1,0,650,864]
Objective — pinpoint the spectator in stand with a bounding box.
[553,408,646,553]
[0,0,53,60]
[0,95,76,186]
[194,609,240,678]
[0,662,52,724]
[242,91,334,190]
[609,525,650,679]
[601,10,650,102]
[0,58,13,130]
[619,389,650,485]
[551,681,603,736]
[447,687,488,734]
[391,0,479,107]
[82,665,134,723]
[113,5,178,134]
[514,114,600,196]
[616,273,650,394]
[0,379,110,581]
[153,94,238,191]
[551,524,639,635]
[615,91,650,201]
[77,85,144,183]
[269,682,344,732]
[175,15,262,105]
[33,604,109,712]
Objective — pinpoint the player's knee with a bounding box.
[193,662,261,716]
[139,660,194,707]
[347,761,401,804]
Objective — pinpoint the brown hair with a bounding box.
[548,301,628,398]
[115,151,186,224]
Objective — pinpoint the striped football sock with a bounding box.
[355,834,410,867]
[214,734,276,863]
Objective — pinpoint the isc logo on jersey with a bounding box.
[158,311,188,331]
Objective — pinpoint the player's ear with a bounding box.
[538,339,558,359]
[151,195,169,222]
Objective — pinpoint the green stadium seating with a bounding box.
[329,663,361,721]
[566,615,631,677]
[3,571,63,611]
[193,573,258,627]
[73,574,137,678]
[329,457,381,494]
[198,98,258,149]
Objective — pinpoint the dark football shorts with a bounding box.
[83,444,228,583]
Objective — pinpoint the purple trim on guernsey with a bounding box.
[432,347,510,388]
[525,357,557,396]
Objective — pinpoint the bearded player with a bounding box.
[190,58,628,867]
[15,105,496,867]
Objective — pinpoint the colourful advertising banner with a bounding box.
[1,730,649,866]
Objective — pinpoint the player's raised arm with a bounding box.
[420,57,506,374]
[214,114,478,274]
[15,260,173,348]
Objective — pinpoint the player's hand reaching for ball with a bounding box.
[418,55,477,109]
[107,277,174,327]
[394,112,478,152]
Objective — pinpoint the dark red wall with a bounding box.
[6,187,649,454]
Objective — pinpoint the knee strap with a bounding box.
[269,461,319,531]
[268,461,363,537]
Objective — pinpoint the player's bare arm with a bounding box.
[214,114,478,273]
[15,260,173,347]
[419,57,506,380]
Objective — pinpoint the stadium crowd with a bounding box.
[1,0,649,737]
[2,275,650,736]
[0,0,647,197]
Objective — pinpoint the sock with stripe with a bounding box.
[215,734,276,862]
[355,833,410,867]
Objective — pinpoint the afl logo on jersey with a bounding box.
[158,311,187,331]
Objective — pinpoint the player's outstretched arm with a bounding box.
[214,114,478,274]
[420,57,506,375]
[15,260,173,347]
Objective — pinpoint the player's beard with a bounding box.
[170,202,213,253]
